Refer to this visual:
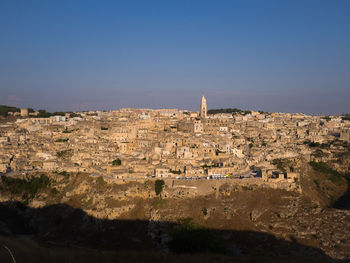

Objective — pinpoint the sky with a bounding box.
[0,0,349,114]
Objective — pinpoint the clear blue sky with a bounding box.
[1,0,349,114]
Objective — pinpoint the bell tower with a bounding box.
[200,95,207,119]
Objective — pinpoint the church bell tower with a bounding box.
[200,95,207,119]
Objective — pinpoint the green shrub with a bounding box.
[169,169,181,174]
[309,161,344,183]
[1,174,50,199]
[55,138,69,142]
[202,208,208,216]
[0,105,20,117]
[56,149,73,158]
[168,218,229,254]
[155,179,165,195]
[342,115,350,121]
[272,159,286,172]
[36,109,52,118]
[112,158,122,166]
[69,112,82,118]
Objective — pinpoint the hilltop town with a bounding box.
[1,97,350,261]
[0,96,349,190]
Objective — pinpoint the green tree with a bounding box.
[0,105,20,117]
[37,109,52,118]
[202,208,208,216]
[155,179,165,195]
[70,112,82,118]
[112,158,121,166]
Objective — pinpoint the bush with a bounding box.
[342,115,350,121]
[36,109,52,118]
[69,112,82,118]
[309,161,339,175]
[170,169,181,174]
[0,105,20,117]
[112,158,121,166]
[55,138,69,142]
[272,159,286,172]
[52,112,66,116]
[155,179,165,195]
[168,218,229,254]
[56,149,73,158]
[309,161,344,183]
[1,174,50,199]
[207,108,251,115]
[202,208,208,216]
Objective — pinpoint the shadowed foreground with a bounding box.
[0,201,343,263]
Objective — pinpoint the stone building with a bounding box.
[20,108,28,117]
[200,95,207,119]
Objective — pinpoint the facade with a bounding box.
[20,108,28,117]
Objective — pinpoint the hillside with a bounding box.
[0,160,349,262]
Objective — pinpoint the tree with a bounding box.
[0,105,20,117]
[202,208,208,216]
[37,110,52,118]
[70,112,82,118]
[112,158,121,166]
[155,179,165,196]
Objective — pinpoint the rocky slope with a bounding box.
[0,161,349,262]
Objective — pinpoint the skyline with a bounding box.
[1,0,350,114]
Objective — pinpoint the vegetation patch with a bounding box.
[70,112,82,118]
[56,149,73,159]
[112,158,122,166]
[1,174,50,199]
[202,207,208,216]
[168,218,229,255]
[201,164,217,168]
[169,169,181,174]
[155,179,165,195]
[55,138,69,142]
[309,161,344,184]
[207,108,251,115]
[272,159,287,172]
[341,114,350,121]
[0,105,20,117]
